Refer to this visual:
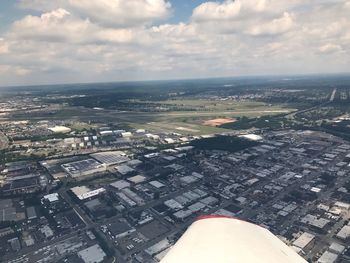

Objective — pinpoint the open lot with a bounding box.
[203,118,237,127]
[7,100,295,135]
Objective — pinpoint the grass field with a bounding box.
[69,121,96,131]
[126,100,295,135]
[141,99,278,111]
[9,100,296,136]
[130,120,230,135]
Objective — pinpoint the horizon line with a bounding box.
[1,71,350,89]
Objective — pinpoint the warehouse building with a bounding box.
[0,199,18,222]
[106,221,135,239]
[149,180,165,189]
[127,175,146,184]
[90,151,129,166]
[115,165,135,176]
[62,159,106,179]
[49,126,71,134]
[121,188,145,206]
[292,232,315,252]
[110,180,130,190]
[328,242,345,254]
[26,206,37,220]
[336,225,350,240]
[300,214,330,230]
[42,193,59,203]
[70,186,106,200]
[145,238,171,256]
[77,244,106,263]
[317,251,338,263]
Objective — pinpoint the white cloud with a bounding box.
[69,0,171,26]
[0,38,9,54]
[1,0,349,85]
[18,0,171,27]
[9,9,136,44]
[319,43,342,54]
[192,0,242,21]
[191,1,297,36]
[0,64,31,76]
[192,0,270,22]
[247,12,294,36]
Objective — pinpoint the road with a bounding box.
[58,188,127,263]
[54,179,210,262]
[330,88,337,102]
[286,88,336,120]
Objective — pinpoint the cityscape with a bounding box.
[0,77,349,262]
[0,0,350,262]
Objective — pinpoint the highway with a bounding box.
[286,88,337,120]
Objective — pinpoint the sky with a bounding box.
[0,0,349,86]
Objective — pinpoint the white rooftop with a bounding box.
[292,232,315,249]
[71,186,91,196]
[110,180,130,190]
[239,134,263,141]
[127,175,146,184]
[43,193,59,202]
[149,180,165,188]
[317,251,338,263]
[336,225,350,240]
[49,126,71,133]
[329,242,345,254]
[78,244,106,263]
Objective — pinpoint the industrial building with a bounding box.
[77,244,106,263]
[336,224,350,240]
[90,151,129,166]
[106,221,135,239]
[0,199,20,222]
[127,175,146,184]
[115,165,135,176]
[26,206,37,220]
[149,180,165,189]
[328,242,346,254]
[300,214,330,230]
[43,193,59,203]
[121,188,145,206]
[292,232,315,251]
[145,238,171,256]
[317,251,338,263]
[62,159,106,179]
[110,180,131,190]
[48,126,71,134]
[70,186,106,200]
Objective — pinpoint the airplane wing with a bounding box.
[160,215,307,263]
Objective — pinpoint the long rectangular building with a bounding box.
[62,159,106,179]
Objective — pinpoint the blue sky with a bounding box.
[0,0,205,30]
[0,1,19,33]
[0,1,38,32]
[169,0,207,22]
[0,0,349,86]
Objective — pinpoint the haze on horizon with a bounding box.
[0,0,349,86]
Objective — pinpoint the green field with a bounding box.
[8,99,295,136]
[126,100,295,135]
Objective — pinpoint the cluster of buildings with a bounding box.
[1,129,350,263]
[0,161,49,196]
